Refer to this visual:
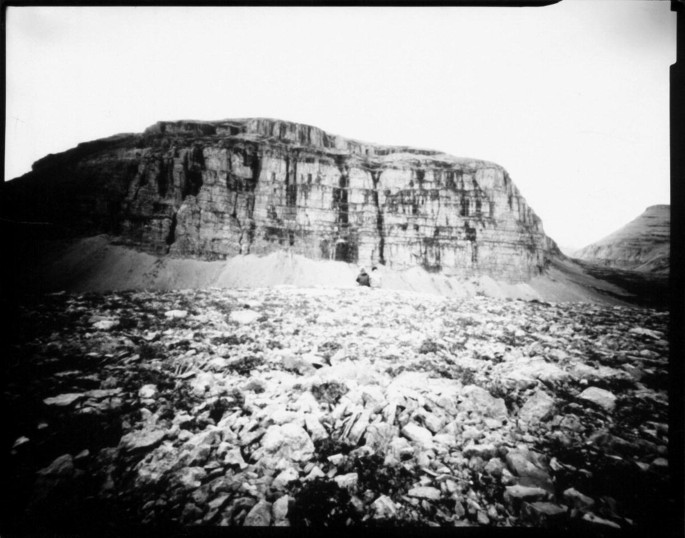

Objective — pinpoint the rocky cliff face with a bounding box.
[2,118,558,282]
[574,205,670,273]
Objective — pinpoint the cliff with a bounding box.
[2,118,559,282]
[574,205,670,273]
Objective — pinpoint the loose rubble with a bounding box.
[1,286,671,532]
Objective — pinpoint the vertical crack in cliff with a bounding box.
[333,156,354,262]
[183,146,205,198]
[370,168,385,265]
[284,152,299,221]
[158,156,169,198]
[464,221,478,264]
[165,211,177,253]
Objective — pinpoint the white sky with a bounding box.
[5,2,675,251]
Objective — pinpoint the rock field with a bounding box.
[1,286,672,532]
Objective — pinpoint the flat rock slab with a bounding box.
[164,310,188,319]
[261,423,314,462]
[519,390,555,423]
[458,385,508,420]
[120,429,166,452]
[230,310,261,325]
[401,423,434,448]
[43,393,85,407]
[407,486,441,500]
[578,387,617,411]
[243,500,272,526]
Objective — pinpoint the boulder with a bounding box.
[521,502,567,526]
[164,310,188,319]
[505,450,553,492]
[43,393,85,407]
[372,495,397,519]
[457,385,508,420]
[243,500,272,526]
[261,423,314,462]
[120,429,166,453]
[401,422,434,449]
[273,468,299,489]
[334,473,359,490]
[519,389,555,423]
[408,486,441,500]
[578,387,617,411]
[563,487,594,510]
[230,310,261,325]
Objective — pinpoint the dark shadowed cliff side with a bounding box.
[2,118,559,283]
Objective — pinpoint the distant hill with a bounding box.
[573,205,669,274]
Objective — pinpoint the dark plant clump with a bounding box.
[139,342,164,361]
[311,381,349,405]
[318,341,342,360]
[289,478,357,526]
[353,454,414,498]
[418,339,440,354]
[226,356,264,376]
[313,437,353,461]
[210,334,253,347]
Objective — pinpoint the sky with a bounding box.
[5,2,676,251]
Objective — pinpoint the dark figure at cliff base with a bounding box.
[356,268,371,287]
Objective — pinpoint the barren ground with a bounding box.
[1,285,673,533]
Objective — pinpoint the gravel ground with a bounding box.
[0,286,673,533]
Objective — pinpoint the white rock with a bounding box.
[230,310,261,325]
[138,384,158,399]
[578,387,617,411]
[93,319,119,330]
[43,393,84,407]
[420,411,444,434]
[304,465,325,481]
[261,423,314,462]
[304,415,328,441]
[346,410,371,445]
[243,500,272,526]
[164,310,188,319]
[408,486,441,500]
[458,385,508,420]
[273,468,299,489]
[270,409,301,425]
[12,436,30,450]
[272,495,291,521]
[519,390,555,423]
[293,392,321,415]
[364,423,396,451]
[37,454,74,477]
[120,429,166,452]
[372,495,397,518]
[175,466,206,489]
[334,472,358,489]
[386,437,414,464]
[223,447,247,469]
[402,422,434,448]
[582,512,621,529]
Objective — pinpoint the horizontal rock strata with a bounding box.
[2,118,559,282]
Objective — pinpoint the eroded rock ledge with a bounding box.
[3,118,559,281]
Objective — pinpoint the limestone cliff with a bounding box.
[2,118,559,282]
[574,205,670,273]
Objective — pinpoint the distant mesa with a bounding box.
[573,205,670,274]
[2,117,560,282]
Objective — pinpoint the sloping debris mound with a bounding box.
[0,287,672,532]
